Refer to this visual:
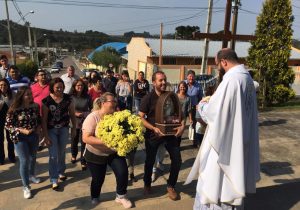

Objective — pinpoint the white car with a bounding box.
[50,65,61,74]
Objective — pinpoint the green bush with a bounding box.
[17,60,38,81]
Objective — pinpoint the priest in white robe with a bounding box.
[185,48,260,210]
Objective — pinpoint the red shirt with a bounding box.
[88,87,104,102]
[31,82,50,115]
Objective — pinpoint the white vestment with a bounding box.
[185,64,260,208]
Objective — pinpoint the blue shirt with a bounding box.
[6,76,31,93]
[185,80,203,106]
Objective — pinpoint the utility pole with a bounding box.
[230,0,241,50]
[222,0,232,48]
[159,23,163,66]
[46,38,50,66]
[33,29,38,65]
[4,0,15,65]
[26,22,34,61]
[200,0,213,75]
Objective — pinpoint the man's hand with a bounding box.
[201,96,211,103]
[174,124,185,137]
[153,127,165,137]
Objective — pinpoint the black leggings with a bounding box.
[71,129,86,164]
[87,154,128,199]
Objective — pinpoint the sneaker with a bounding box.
[59,174,67,181]
[52,182,59,190]
[91,198,100,205]
[23,186,31,199]
[29,176,41,184]
[115,196,132,209]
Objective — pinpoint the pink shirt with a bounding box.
[82,111,110,156]
[31,82,50,115]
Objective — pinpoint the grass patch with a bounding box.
[259,97,300,112]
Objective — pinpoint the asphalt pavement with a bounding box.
[1,110,300,210]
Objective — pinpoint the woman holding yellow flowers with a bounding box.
[82,92,132,208]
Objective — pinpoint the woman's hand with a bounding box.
[43,136,52,146]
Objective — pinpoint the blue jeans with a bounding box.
[14,133,39,187]
[134,98,142,114]
[48,127,69,183]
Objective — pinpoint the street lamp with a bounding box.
[4,0,14,64]
[23,11,35,62]
[17,10,34,23]
[33,33,47,66]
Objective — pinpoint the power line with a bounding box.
[239,8,259,15]
[11,0,225,10]
[11,0,27,23]
[104,9,224,34]
[292,4,300,9]
[67,12,211,29]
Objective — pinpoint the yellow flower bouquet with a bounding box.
[95,110,145,156]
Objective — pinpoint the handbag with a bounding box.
[188,124,194,141]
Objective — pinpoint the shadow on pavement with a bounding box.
[245,181,300,210]
[261,161,294,176]
[259,119,287,127]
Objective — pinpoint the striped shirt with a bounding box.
[6,76,31,93]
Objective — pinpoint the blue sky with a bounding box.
[1,0,300,39]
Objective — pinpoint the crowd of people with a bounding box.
[0,48,260,210]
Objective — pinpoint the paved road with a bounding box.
[1,105,300,208]
[45,56,83,78]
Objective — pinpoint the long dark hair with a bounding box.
[0,78,13,99]
[49,77,65,93]
[8,86,33,114]
[70,78,88,97]
[176,81,188,94]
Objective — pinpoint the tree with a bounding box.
[247,0,295,107]
[17,60,38,81]
[175,25,200,39]
[92,47,122,70]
